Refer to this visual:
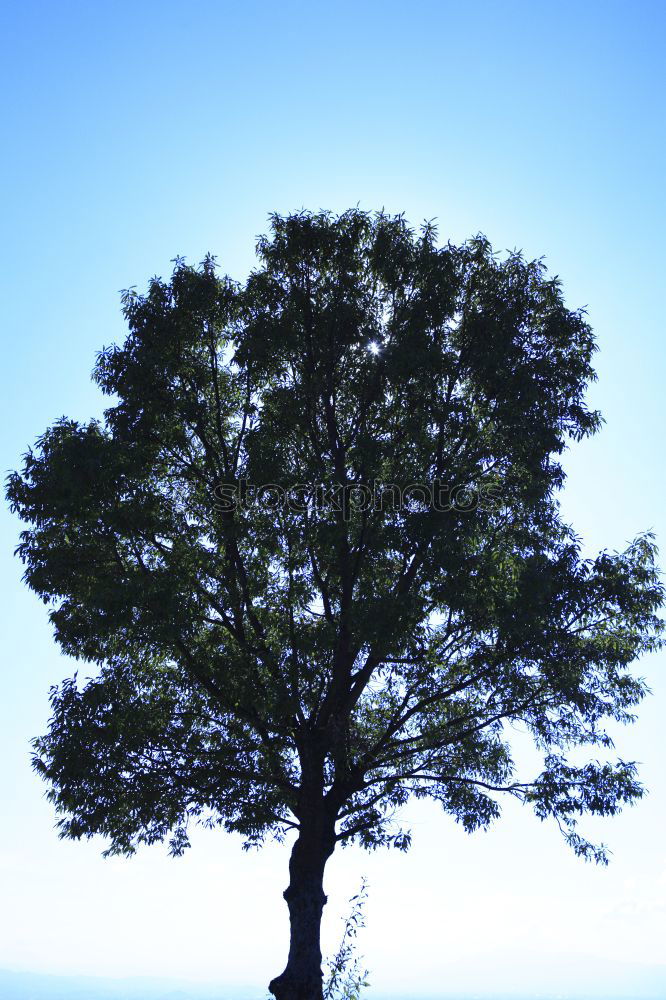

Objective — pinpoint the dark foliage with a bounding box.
[8,210,663,999]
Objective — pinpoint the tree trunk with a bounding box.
[268,819,336,1000]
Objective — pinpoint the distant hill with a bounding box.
[0,969,261,1000]
[2,959,666,1000]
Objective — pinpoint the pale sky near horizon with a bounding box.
[1,2,665,996]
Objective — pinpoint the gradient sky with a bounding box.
[1,2,665,996]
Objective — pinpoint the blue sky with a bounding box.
[1,1,665,996]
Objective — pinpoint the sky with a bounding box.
[1,1,665,996]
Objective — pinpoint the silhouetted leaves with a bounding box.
[7,210,663,866]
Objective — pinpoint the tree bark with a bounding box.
[268,817,336,1000]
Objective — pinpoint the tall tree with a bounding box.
[7,211,663,1000]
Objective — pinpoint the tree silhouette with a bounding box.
[7,210,663,1000]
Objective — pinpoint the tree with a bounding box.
[7,210,663,1000]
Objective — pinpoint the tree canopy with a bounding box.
[8,209,663,1000]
